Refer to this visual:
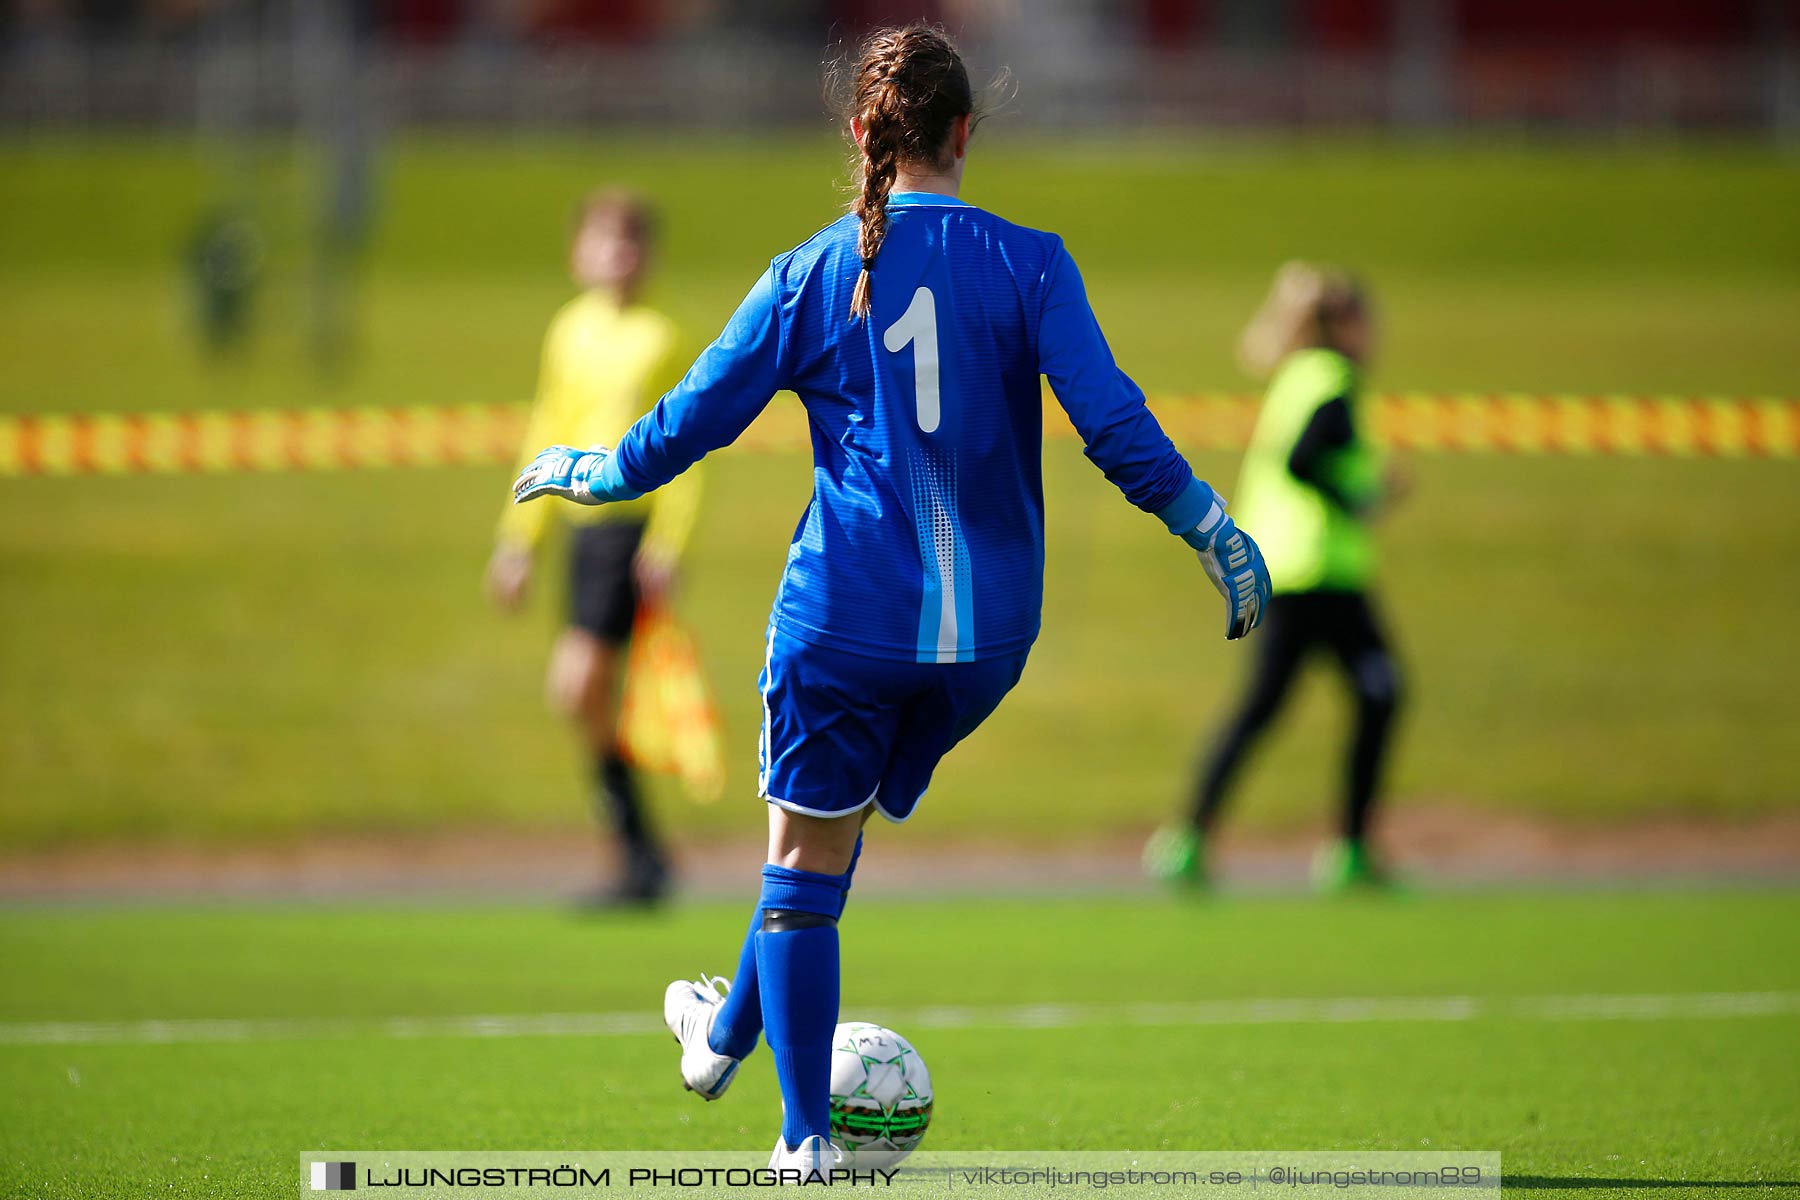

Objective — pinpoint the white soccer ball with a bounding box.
[827,1021,933,1167]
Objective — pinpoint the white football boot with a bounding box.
[661,974,741,1100]
[768,1134,841,1179]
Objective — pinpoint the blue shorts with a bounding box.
[757,627,1029,823]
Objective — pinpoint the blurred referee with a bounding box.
[1147,263,1407,893]
[486,191,700,906]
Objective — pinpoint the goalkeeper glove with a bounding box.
[511,444,642,507]
[1158,478,1272,641]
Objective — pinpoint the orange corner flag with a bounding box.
[618,608,727,805]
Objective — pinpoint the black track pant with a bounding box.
[1191,590,1402,842]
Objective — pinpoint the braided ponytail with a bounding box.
[839,24,974,322]
[850,94,903,319]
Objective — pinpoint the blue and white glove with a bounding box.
[1158,478,1272,641]
[511,444,642,507]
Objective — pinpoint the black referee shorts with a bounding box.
[568,521,645,647]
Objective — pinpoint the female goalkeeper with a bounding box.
[512,23,1270,1171]
[1145,263,1407,894]
[486,191,699,907]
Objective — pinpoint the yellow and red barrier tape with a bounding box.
[0,393,1793,478]
[1146,393,1797,458]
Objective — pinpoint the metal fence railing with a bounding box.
[2,36,1795,135]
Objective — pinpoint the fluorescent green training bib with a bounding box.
[1232,348,1381,594]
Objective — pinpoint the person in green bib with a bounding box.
[1146,263,1407,892]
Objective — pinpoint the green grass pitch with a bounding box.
[1,890,1796,1197]
[3,135,1798,1198]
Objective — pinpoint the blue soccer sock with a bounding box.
[755,862,845,1151]
[708,908,763,1058]
[707,835,863,1060]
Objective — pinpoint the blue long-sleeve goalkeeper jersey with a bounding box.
[611,192,1197,664]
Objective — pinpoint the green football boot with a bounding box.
[1311,838,1399,894]
[1143,825,1209,890]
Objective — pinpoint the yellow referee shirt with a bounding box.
[497,291,701,567]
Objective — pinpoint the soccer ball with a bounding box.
[827,1021,933,1166]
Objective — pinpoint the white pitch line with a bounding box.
[1,991,1794,1048]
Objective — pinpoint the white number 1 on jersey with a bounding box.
[883,285,940,434]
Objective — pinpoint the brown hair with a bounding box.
[1237,261,1367,378]
[572,188,656,245]
[835,23,974,320]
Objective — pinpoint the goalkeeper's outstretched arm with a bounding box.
[1036,243,1271,640]
[513,268,784,508]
